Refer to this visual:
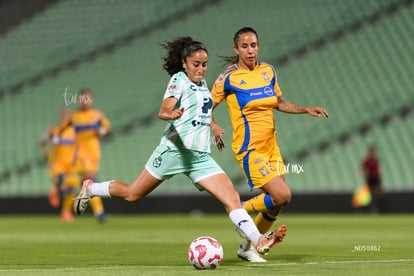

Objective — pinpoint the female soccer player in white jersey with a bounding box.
[74,36,282,256]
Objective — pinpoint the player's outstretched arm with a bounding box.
[276,96,328,118]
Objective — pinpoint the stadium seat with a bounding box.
[1,0,413,196]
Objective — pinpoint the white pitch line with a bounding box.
[246,258,414,267]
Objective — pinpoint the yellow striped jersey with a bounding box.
[70,109,111,160]
[211,62,282,154]
[47,123,76,164]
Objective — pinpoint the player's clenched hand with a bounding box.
[211,123,225,151]
[170,107,184,120]
[214,136,225,152]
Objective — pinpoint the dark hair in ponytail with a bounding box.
[160,37,208,76]
[220,27,259,65]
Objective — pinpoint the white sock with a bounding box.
[87,180,113,198]
[229,208,262,247]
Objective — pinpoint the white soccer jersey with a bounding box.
[160,71,213,153]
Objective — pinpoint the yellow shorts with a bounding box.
[49,160,74,178]
[75,144,100,174]
[49,161,79,188]
[64,173,81,188]
[76,157,100,174]
[235,143,285,190]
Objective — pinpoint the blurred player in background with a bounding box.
[362,145,384,213]
[40,109,79,222]
[70,88,111,223]
[211,27,328,262]
[74,37,283,256]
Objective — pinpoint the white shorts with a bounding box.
[145,144,224,187]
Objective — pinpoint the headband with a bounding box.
[181,42,208,59]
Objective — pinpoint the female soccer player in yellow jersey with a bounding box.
[74,36,283,256]
[40,109,79,222]
[211,27,329,262]
[70,89,111,223]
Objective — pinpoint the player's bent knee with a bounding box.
[281,190,292,205]
[273,190,291,206]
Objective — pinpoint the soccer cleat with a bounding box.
[237,244,267,262]
[256,224,287,255]
[73,179,93,215]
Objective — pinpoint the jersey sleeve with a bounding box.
[271,64,283,97]
[211,73,226,105]
[99,112,111,130]
[274,81,282,97]
[163,73,183,100]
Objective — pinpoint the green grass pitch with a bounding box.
[0,214,413,275]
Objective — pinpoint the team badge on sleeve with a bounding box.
[153,156,162,168]
[168,84,176,91]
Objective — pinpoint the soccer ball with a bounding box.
[187,236,224,269]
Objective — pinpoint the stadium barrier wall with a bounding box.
[0,192,413,214]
